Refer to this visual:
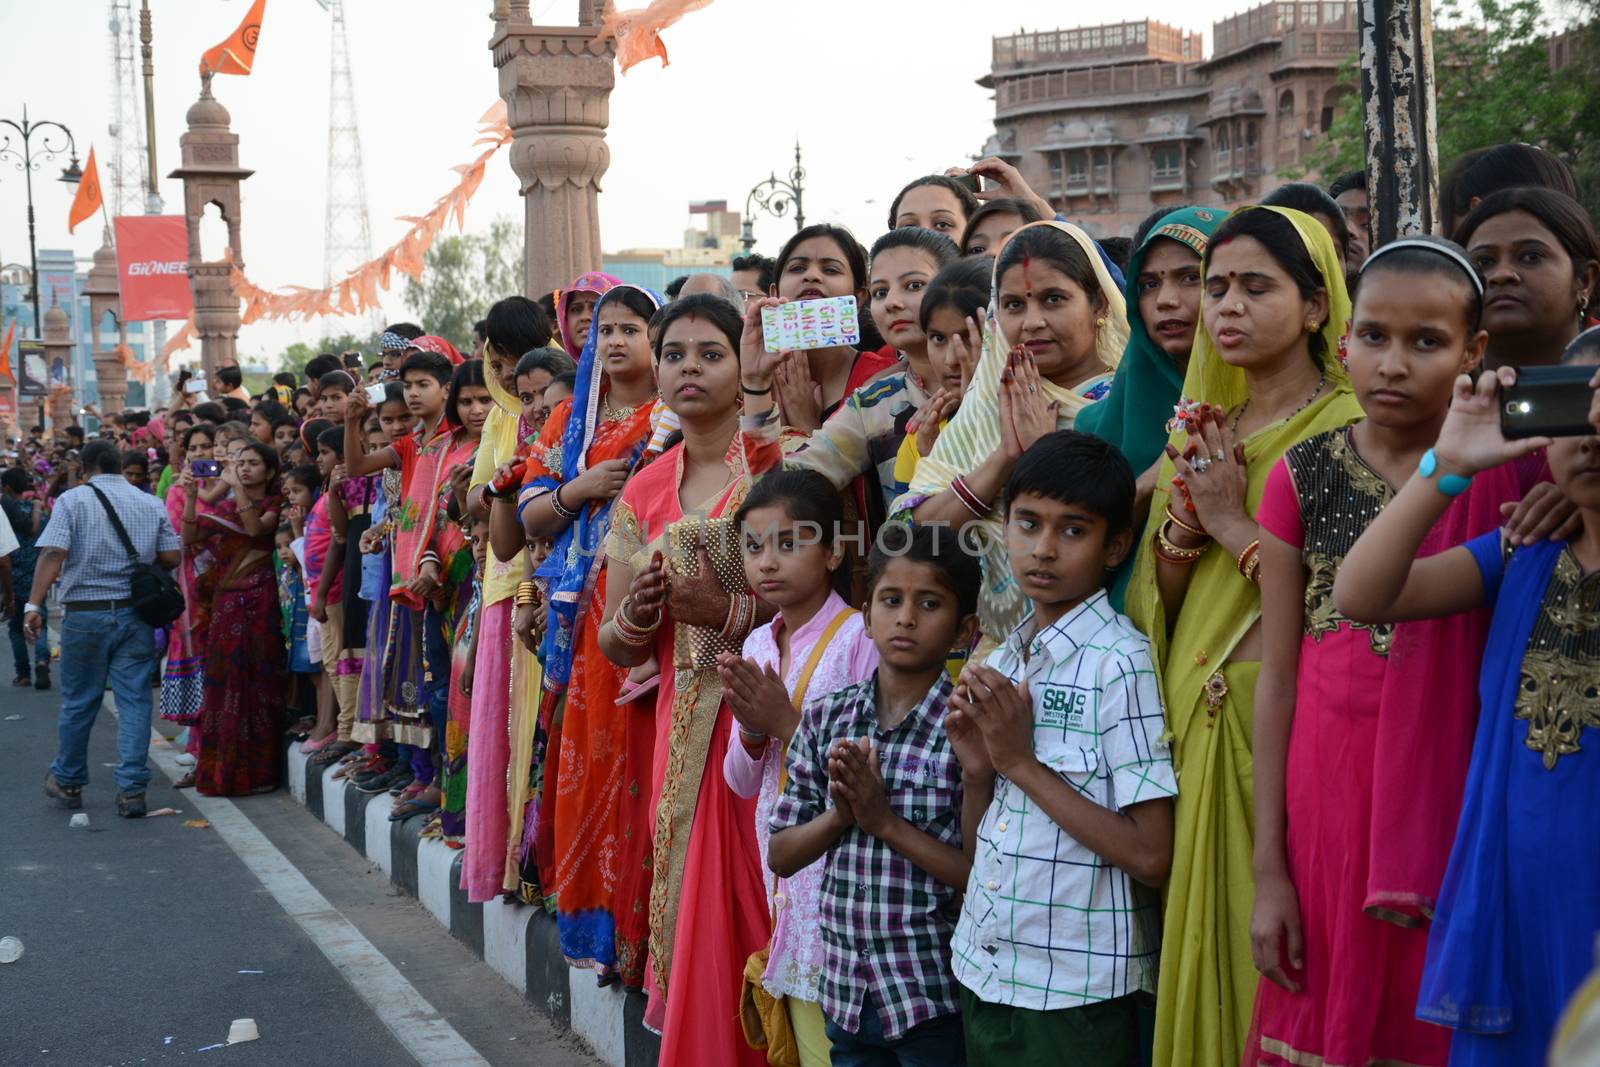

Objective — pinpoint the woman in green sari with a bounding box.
[1077,205,1229,609]
[1124,206,1363,1067]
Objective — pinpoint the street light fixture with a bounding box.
[0,105,82,338]
[740,141,806,253]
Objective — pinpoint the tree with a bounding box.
[1293,0,1600,220]
[400,216,523,351]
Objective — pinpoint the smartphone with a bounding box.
[365,383,388,405]
[191,459,221,478]
[184,376,207,395]
[952,172,982,194]
[1501,365,1595,439]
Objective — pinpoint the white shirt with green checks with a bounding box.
[951,590,1176,1010]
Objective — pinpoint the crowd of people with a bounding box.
[9,144,1600,1067]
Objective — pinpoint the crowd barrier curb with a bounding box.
[286,746,661,1067]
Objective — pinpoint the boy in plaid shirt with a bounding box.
[769,525,984,1065]
[947,432,1176,1065]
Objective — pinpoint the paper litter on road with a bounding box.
[68,813,90,829]
[146,808,182,818]
[183,819,211,829]
[3,714,20,721]
[238,969,264,974]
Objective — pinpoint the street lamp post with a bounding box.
[0,106,83,338]
[740,141,806,253]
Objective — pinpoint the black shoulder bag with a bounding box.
[86,484,186,627]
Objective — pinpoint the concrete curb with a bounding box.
[286,746,661,1067]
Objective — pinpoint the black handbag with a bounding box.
[87,484,186,628]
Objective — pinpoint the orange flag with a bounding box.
[0,317,14,382]
[67,146,102,234]
[200,0,267,76]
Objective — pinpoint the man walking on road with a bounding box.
[27,439,180,818]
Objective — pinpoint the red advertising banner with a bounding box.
[113,216,194,322]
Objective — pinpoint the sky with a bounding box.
[0,0,1251,365]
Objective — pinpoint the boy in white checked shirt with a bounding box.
[947,431,1176,1065]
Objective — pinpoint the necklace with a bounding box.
[600,396,641,423]
[1231,369,1327,434]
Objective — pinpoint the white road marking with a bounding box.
[143,722,491,1067]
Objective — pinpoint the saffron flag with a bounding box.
[67,146,102,234]
[0,318,15,382]
[114,216,195,322]
[200,0,266,76]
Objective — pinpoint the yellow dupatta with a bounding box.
[1123,206,1364,1067]
[895,219,1130,641]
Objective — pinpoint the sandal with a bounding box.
[174,772,197,789]
[614,674,660,706]
[389,797,440,822]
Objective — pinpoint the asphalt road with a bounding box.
[0,679,600,1067]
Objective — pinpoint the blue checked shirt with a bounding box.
[952,591,1177,1010]
[769,671,965,1040]
[36,474,180,602]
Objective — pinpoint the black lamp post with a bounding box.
[0,106,82,338]
[740,141,806,253]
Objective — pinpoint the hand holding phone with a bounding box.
[365,383,388,405]
[184,376,208,395]
[1500,365,1595,439]
[191,459,221,479]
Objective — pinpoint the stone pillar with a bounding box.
[42,305,74,430]
[84,234,130,414]
[169,72,253,377]
[491,2,615,298]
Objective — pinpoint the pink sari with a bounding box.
[1246,432,1544,1066]
[605,435,768,1067]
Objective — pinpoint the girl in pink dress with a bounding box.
[1247,238,1556,1066]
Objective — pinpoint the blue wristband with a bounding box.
[1419,448,1472,496]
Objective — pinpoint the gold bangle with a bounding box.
[1164,507,1207,540]
[1154,524,1208,563]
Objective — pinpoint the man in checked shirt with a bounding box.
[769,525,984,1065]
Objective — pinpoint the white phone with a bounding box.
[365,383,387,404]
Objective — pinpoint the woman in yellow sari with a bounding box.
[892,219,1129,643]
[1124,207,1363,1067]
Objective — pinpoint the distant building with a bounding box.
[2,252,158,416]
[982,5,1360,237]
[604,200,742,292]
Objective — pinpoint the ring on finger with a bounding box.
[1213,449,1226,461]
[1192,457,1212,473]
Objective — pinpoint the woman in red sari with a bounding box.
[179,441,287,797]
[519,283,664,985]
[599,294,770,1066]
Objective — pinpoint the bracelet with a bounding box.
[1234,539,1261,581]
[950,475,991,519]
[1418,448,1472,497]
[740,382,773,395]
[738,726,769,744]
[720,592,757,641]
[1153,523,1208,564]
[1164,506,1207,540]
[549,484,579,520]
[613,596,661,646]
[514,581,539,607]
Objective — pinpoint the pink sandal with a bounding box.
[614,675,660,706]
[299,733,336,754]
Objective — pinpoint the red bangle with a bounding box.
[951,475,990,519]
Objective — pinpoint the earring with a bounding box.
[1095,317,1106,329]
[1306,322,1318,333]
[1580,292,1591,315]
